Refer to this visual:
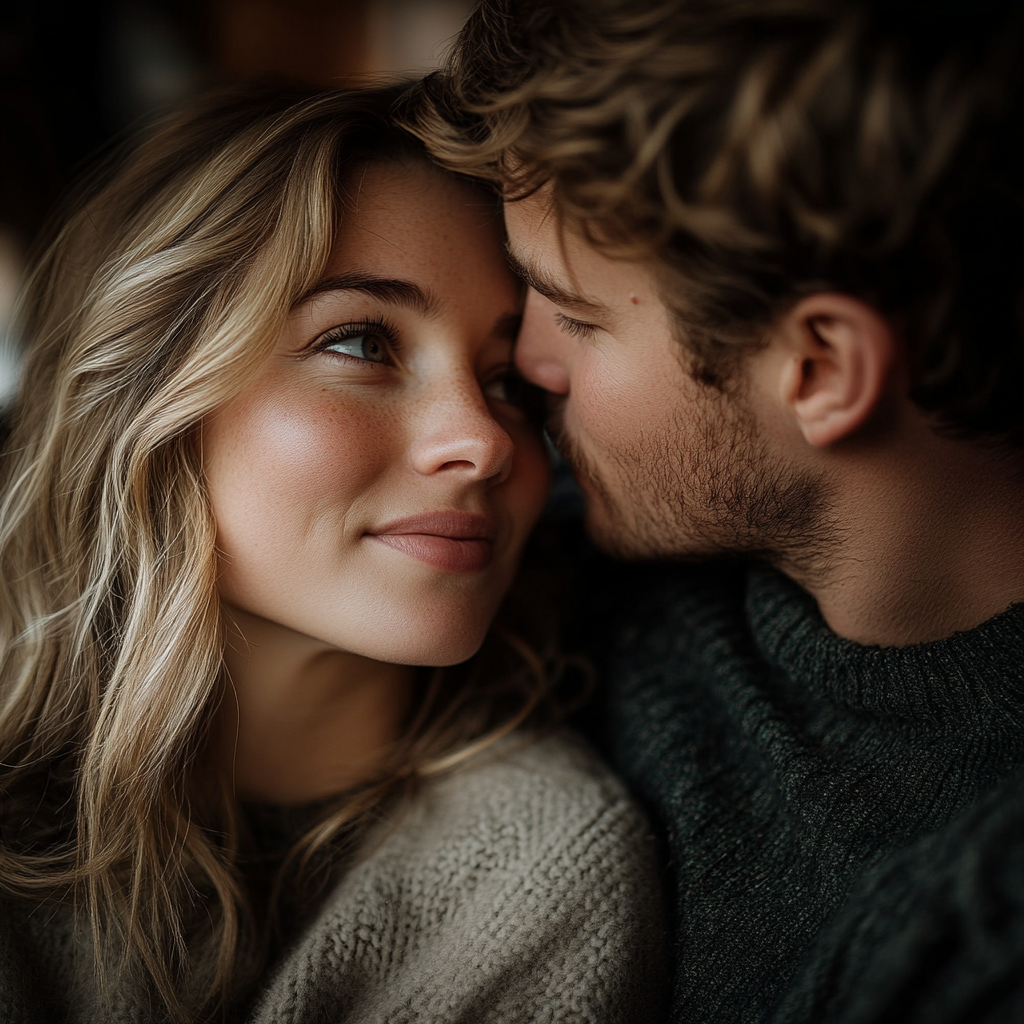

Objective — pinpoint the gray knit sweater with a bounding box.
[0,730,667,1024]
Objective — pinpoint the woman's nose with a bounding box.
[514,288,572,395]
[409,377,515,485]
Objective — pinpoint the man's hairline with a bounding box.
[501,179,694,323]
[502,208,770,395]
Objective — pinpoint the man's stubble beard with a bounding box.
[546,382,835,573]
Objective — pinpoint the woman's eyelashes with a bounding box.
[485,368,547,425]
[306,324,545,423]
[313,315,400,364]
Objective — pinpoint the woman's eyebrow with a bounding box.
[298,274,440,315]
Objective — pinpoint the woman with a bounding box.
[0,87,665,1023]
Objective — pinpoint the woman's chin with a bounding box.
[391,629,489,668]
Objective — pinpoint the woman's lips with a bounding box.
[371,533,493,573]
[367,511,496,574]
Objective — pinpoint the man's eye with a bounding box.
[320,333,389,363]
[554,312,598,340]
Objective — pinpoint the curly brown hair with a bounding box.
[407,0,1024,445]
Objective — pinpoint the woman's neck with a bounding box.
[217,605,416,804]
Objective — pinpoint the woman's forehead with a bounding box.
[326,162,507,288]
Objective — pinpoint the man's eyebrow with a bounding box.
[504,243,611,319]
[297,274,439,316]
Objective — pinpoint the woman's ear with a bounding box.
[775,293,896,448]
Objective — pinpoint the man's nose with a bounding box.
[515,288,572,395]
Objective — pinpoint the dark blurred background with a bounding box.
[0,0,473,407]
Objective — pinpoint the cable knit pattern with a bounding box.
[0,729,667,1024]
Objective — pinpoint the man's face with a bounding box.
[505,191,822,561]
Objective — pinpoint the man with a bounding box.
[409,0,1024,1021]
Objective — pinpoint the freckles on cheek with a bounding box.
[210,389,390,539]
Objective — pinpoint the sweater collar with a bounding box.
[746,563,1024,731]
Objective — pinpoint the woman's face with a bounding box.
[204,161,550,666]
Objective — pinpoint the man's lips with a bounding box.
[366,511,496,573]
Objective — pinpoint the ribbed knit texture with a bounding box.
[589,558,1024,1024]
[0,730,668,1024]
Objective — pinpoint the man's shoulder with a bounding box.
[772,764,1024,1024]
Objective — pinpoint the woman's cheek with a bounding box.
[204,381,396,587]
[508,424,553,538]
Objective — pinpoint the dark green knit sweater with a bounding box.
[587,558,1024,1024]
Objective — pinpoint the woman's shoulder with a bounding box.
[354,728,659,894]
[250,730,668,1023]
[345,727,661,911]
[411,727,647,844]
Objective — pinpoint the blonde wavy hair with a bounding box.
[0,85,557,1021]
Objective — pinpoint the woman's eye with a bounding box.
[485,371,547,424]
[320,333,390,363]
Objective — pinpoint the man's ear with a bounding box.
[775,293,896,448]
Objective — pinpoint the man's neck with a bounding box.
[778,428,1024,647]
